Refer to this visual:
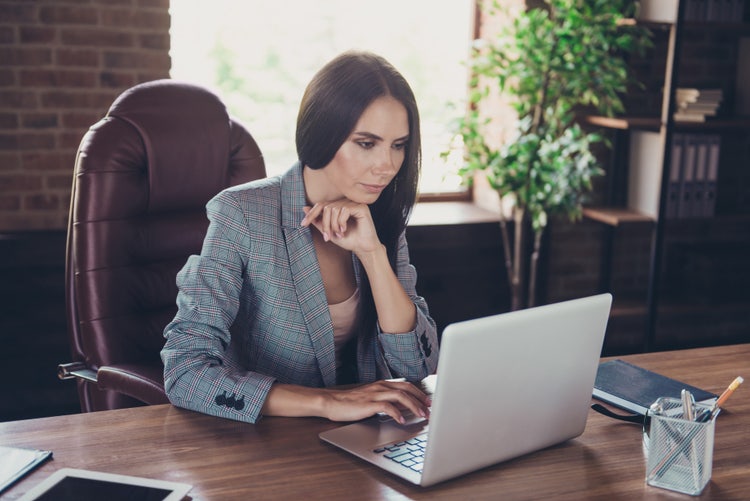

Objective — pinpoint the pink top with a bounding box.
[329,288,360,368]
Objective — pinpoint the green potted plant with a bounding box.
[449,0,651,310]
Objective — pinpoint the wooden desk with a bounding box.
[2,344,748,500]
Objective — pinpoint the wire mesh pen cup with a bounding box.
[644,397,716,496]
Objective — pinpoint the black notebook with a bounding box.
[0,446,52,494]
[593,359,717,415]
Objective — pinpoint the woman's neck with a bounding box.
[302,165,341,204]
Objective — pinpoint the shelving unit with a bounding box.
[582,0,750,352]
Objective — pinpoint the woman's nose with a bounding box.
[373,148,398,175]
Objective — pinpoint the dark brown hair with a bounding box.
[296,51,422,380]
[296,51,421,234]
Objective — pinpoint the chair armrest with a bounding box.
[58,362,98,383]
[97,363,169,405]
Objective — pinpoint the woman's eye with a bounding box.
[393,142,407,151]
[357,141,375,150]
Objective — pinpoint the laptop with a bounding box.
[319,293,612,486]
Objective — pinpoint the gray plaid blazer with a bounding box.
[161,163,439,423]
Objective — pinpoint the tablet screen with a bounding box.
[30,477,173,501]
[19,468,192,501]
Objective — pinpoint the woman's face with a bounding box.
[318,95,409,204]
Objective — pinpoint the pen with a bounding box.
[681,389,694,421]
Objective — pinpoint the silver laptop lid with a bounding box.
[420,293,612,486]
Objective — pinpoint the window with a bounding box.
[169,1,473,196]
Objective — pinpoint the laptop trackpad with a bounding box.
[320,415,429,453]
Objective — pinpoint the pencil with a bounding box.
[714,376,744,410]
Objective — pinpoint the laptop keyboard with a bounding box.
[373,433,428,472]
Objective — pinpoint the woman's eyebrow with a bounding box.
[352,131,410,142]
[352,131,382,140]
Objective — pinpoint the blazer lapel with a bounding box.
[280,163,337,387]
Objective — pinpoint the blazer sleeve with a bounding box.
[374,231,439,381]
[161,191,275,424]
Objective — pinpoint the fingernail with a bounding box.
[323,232,330,242]
[335,232,343,239]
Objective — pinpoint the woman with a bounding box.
[161,51,438,424]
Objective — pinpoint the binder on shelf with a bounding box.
[737,39,750,116]
[627,132,721,221]
[688,0,745,21]
[685,0,707,22]
[677,134,699,219]
[665,133,685,219]
[703,135,721,217]
[693,136,709,218]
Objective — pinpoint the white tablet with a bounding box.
[19,468,192,501]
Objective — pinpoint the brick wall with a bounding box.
[0,0,171,231]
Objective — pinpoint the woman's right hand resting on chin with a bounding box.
[261,379,431,424]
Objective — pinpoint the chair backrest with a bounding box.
[65,79,265,412]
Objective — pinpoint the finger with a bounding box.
[326,390,407,423]
[383,381,431,405]
[329,205,342,235]
[321,205,332,241]
[392,391,428,421]
[301,204,321,227]
[370,386,429,420]
[398,386,431,413]
[331,208,349,239]
[374,401,407,425]
[336,206,350,235]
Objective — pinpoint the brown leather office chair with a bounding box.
[59,79,265,412]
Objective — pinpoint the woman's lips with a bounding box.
[362,183,387,194]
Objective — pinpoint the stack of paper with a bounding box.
[0,446,52,494]
[674,88,723,122]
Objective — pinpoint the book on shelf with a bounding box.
[678,103,719,115]
[674,112,710,122]
[674,87,722,122]
[676,88,722,103]
[593,359,718,416]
